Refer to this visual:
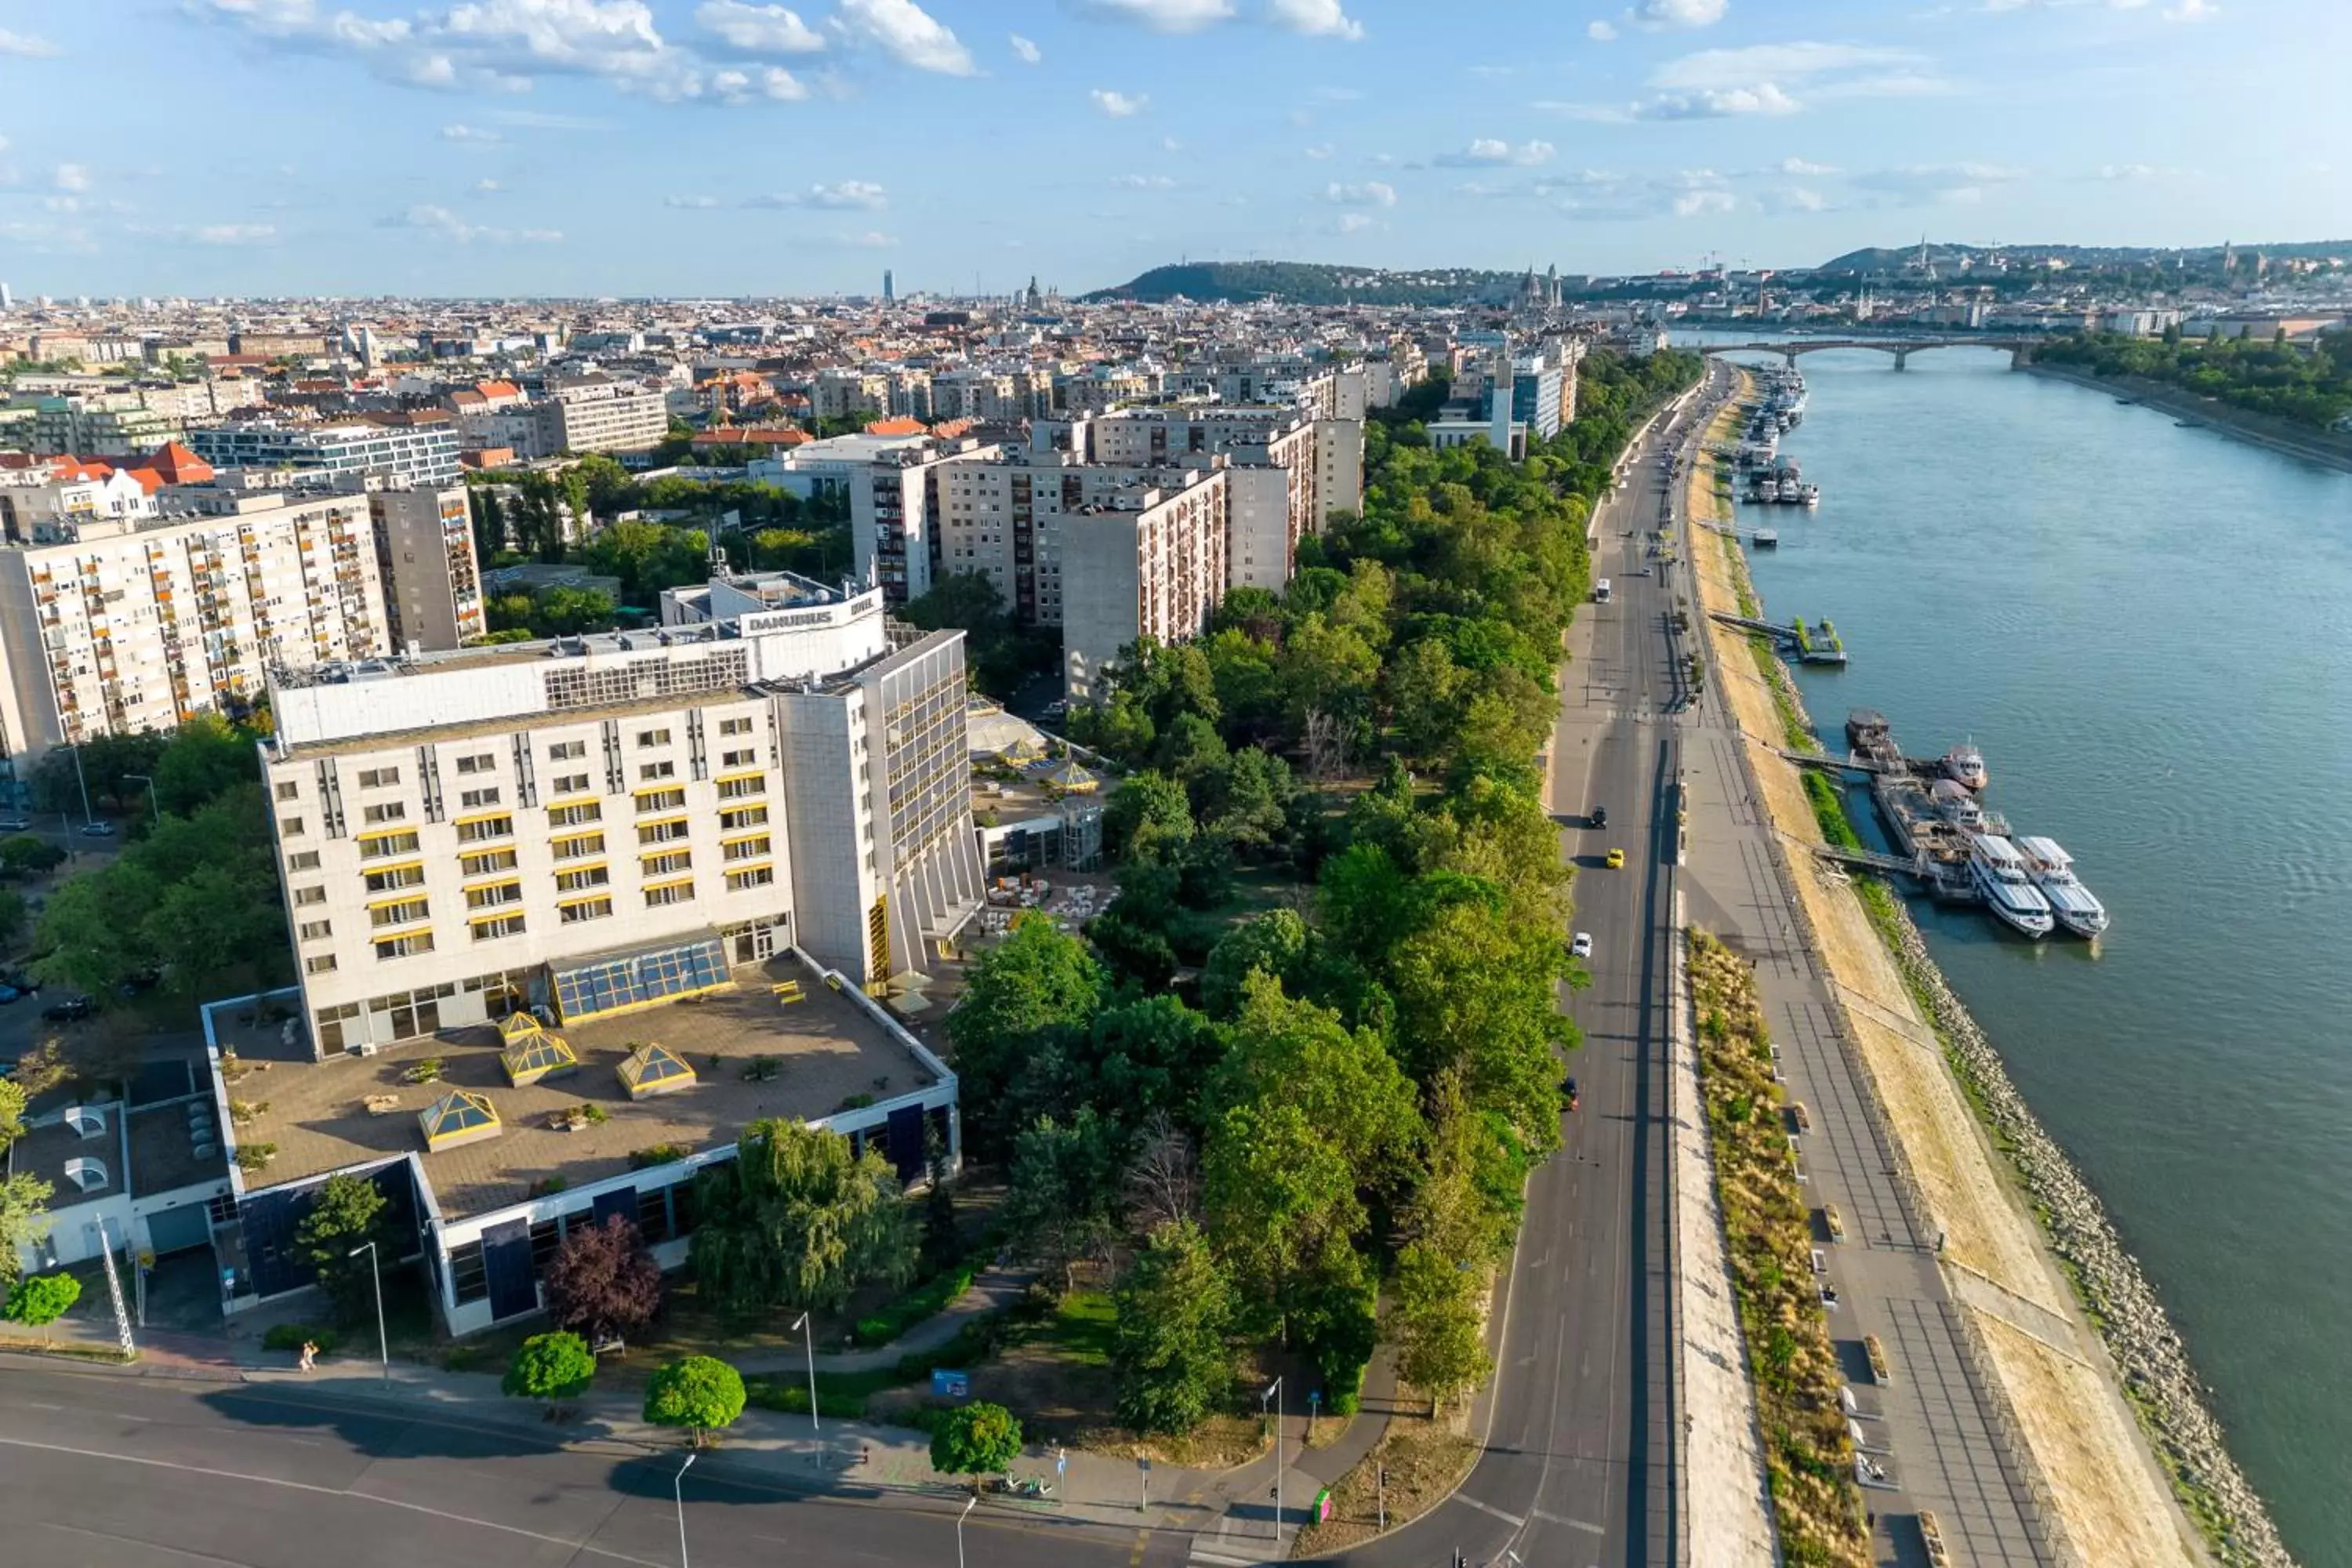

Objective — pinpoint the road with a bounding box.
[1331,380,1721,1568]
[0,1365,1174,1568]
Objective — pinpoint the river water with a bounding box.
[1709,343,2352,1563]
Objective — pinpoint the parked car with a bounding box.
[0,817,30,833]
[0,985,23,1004]
[42,995,92,1022]
[78,820,116,838]
[1570,931,1595,960]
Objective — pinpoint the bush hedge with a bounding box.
[852,1258,979,1348]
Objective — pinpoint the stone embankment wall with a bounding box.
[1876,905,2293,1568]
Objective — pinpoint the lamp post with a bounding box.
[124,772,159,828]
[956,1490,975,1568]
[789,1310,818,1438]
[70,744,93,831]
[673,1451,696,1568]
[1261,1377,1284,1544]
[347,1241,387,1388]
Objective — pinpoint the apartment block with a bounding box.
[533,382,669,456]
[30,395,183,457]
[187,420,462,485]
[261,571,982,1054]
[1061,473,1228,702]
[368,481,486,653]
[813,368,888,423]
[848,438,999,608]
[0,485,392,754]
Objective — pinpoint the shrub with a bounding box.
[643,1356,746,1444]
[261,1323,339,1355]
[630,1143,691,1171]
[746,1379,869,1421]
[403,1058,445,1085]
[503,1330,597,1412]
[851,1258,978,1347]
[4,1272,82,1332]
[234,1143,278,1172]
[929,1401,1023,1494]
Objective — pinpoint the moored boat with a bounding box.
[2013,836,2109,938]
[1967,833,2054,938]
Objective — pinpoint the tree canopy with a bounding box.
[689,1120,918,1317]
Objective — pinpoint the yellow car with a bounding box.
[1605,848,1627,869]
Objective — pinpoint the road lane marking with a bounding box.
[1191,1550,1261,1566]
[0,1432,671,1566]
[1454,1494,1525,1526]
[1532,1508,1607,1534]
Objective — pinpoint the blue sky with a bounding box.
[0,0,2343,298]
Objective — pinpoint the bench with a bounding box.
[771,980,805,1004]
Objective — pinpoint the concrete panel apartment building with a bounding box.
[187,419,462,485]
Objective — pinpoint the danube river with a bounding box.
[1719,343,2352,1564]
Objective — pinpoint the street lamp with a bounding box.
[956,1491,976,1568]
[673,1451,696,1568]
[347,1241,387,1388]
[1261,1377,1284,1544]
[69,744,93,831]
[123,773,160,828]
[789,1310,818,1437]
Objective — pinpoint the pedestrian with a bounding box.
[297,1339,317,1373]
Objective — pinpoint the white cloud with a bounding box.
[1635,83,1799,118]
[826,229,898,248]
[1437,137,1556,167]
[474,177,504,192]
[1769,185,1828,212]
[1780,156,1838,175]
[739,180,887,209]
[1008,32,1041,64]
[1317,180,1396,207]
[1162,136,1184,151]
[52,164,89,193]
[1635,0,1726,28]
[2163,0,2216,16]
[1675,187,1736,216]
[1304,143,1335,160]
[191,223,280,245]
[1532,166,1737,221]
[830,0,974,74]
[709,64,806,99]
[1652,42,1922,91]
[0,28,60,58]
[664,193,723,207]
[695,1,824,54]
[1850,162,2023,205]
[441,122,504,141]
[1077,0,1236,31]
[1266,0,1363,40]
[1333,212,1374,234]
[1587,19,1617,40]
[1112,172,1177,188]
[383,202,562,242]
[2093,162,2156,180]
[1090,87,1149,116]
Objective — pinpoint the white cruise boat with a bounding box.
[1943,742,1987,791]
[1968,833,2054,938]
[2013,836,2109,938]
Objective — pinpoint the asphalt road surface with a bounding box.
[0,1364,1176,1568]
[1333,373,1730,1568]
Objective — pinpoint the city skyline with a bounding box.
[0,0,2343,296]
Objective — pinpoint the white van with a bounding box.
[1594,579,1613,604]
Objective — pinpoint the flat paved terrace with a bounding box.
[231,961,938,1218]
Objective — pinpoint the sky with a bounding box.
[0,0,2345,299]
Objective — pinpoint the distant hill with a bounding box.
[1816,239,2352,275]
[1084,261,1536,307]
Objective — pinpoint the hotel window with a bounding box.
[554,865,610,893]
[364,862,425,894]
[639,760,676,782]
[720,804,769,831]
[552,772,590,796]
[288,850,322,872]
[636,786,686,814]
[716,775,765,801]
[559,895,614,924]
[456,814,514,844]
[720,749,757,769]
[356,766,400,788]
[636,728,672,748]
[306,953,338,975]
[722,835,771,862]
[358,829,419,860]
[274,780,300,802]
[548,801,601,828]
[470,912,526,942]
[370,896,430,929]
[644,879,695,909]
[718,717,754,736]
[281,817,306,837]
[551,832,605,862]
[464,880,522,911]
[459,847,517,877]
[298,919,332,942]
[374,931,434,960]
[293,884,326,907]
[459,787,501,811]
[725,865,775,892]
[641,849,691,877]
[547,739,586,762]
[638,817,690,846]
[454,752,495,775]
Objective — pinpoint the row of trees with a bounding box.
[951,350,1700,1433]
[2039,328,2352,432]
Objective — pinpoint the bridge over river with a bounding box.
[1691,336,2043,370]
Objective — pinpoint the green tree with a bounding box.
[0,1174,53,1287]
[0,1077,24,1150]
[0,889,24,949]
[2,1271,80,1336]
[1393,1242,1493,1416]
[929,1401,1024,1494]
[1112,1219,1234,1434]
[503,1330,597,1415]
[643,1355,746,1446]
[151,713,260,815]
[689,1120,918,1317]
[942,913,1105,1157]
[0,834,66,880]
[1001,1109,1123,1293]
[292,1173,389,1326]
[1201,909,1310,1022]
[1102,771,1194,864]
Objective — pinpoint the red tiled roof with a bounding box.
[146,441,215,485]
[862,416,924,437]
[476,379,520,398]
[118,466,167,496]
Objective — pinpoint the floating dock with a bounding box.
[1711,611,1846,663]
